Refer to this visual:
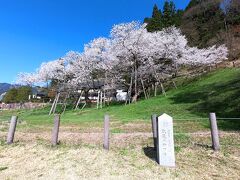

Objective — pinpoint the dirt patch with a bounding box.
[118,123,152,133]
[0,131,152,148]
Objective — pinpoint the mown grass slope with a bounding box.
[0,69,240,180]
[1,68,240,131]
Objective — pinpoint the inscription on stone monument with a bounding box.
[157,113,175,167]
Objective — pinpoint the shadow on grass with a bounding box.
[143,146,157,162]
[194,143,212,149]
[171,75,240,131]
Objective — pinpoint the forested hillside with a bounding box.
[0,83,12,94]
[145,0,240,59]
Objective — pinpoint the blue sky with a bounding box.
[0,0,190,83]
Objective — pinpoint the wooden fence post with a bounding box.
[103,114,110,150]
[151,114,158,150]
[7,116,18,144]
[209,113,220,151]
[52,114,60,146]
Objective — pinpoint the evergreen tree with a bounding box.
[225,0,240,25]
[143,0,239,58]
[175,10,184,27]
[162,0,176,27]
[162,1,171,27]
[145,4,163,32]
[169,1,176,17]
[144,1,183,32]
[152,4,161,19]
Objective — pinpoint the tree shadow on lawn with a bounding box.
[171,78,240,131]
[193,143,212,149]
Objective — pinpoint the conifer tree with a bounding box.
[152,4,161,19]
[175,10,184,27]
[162,0,176,27]
[145,4,163,32]
[144,1,183,32]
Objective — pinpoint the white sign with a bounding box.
[157,113,175,167]
[116,90,127,101]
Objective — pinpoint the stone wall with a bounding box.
[0,102,47,110]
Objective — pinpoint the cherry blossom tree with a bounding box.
[109,22,228,101]
[17,21,228,107]
[110,22,154,101]
[16,72,39,86]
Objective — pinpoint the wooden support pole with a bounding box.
[103,114,110,150]
[62,92,70,114]
[97,91,100,109]
[141,78,148,100]
[160,83,166,97]
[49,95,57,115]
[154,83,157,97]
[129,76,133,104]
[75,91,83,110]
[151,114,158,150]
[7,116,18,144]
[100,91,103,109]
[103,90,106,107]
[209,113,220,151]
[52,114,60,146]
[80,102,87,110]
[53,93,60,115]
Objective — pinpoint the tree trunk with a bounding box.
[160,83,166,97]
[103,90,106,107]
[154,83,157,97]
[147,87,150,99]
[126,76,133,105]
[132,94,138,103]
[172,80,177,89]
[140,78,148,100]
[134,59,138,102]
[174,63,178,77]
[84,89,90,105]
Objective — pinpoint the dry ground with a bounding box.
[0,121,240,180]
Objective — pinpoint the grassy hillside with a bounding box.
[1,68,240,131]
[0,68,240,179]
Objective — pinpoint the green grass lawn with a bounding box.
[0,68,240,179]
[1,68,240,131]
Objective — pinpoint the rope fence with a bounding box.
[0,113,239,150]
[174,118,240,121]
[0,111,239,170]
